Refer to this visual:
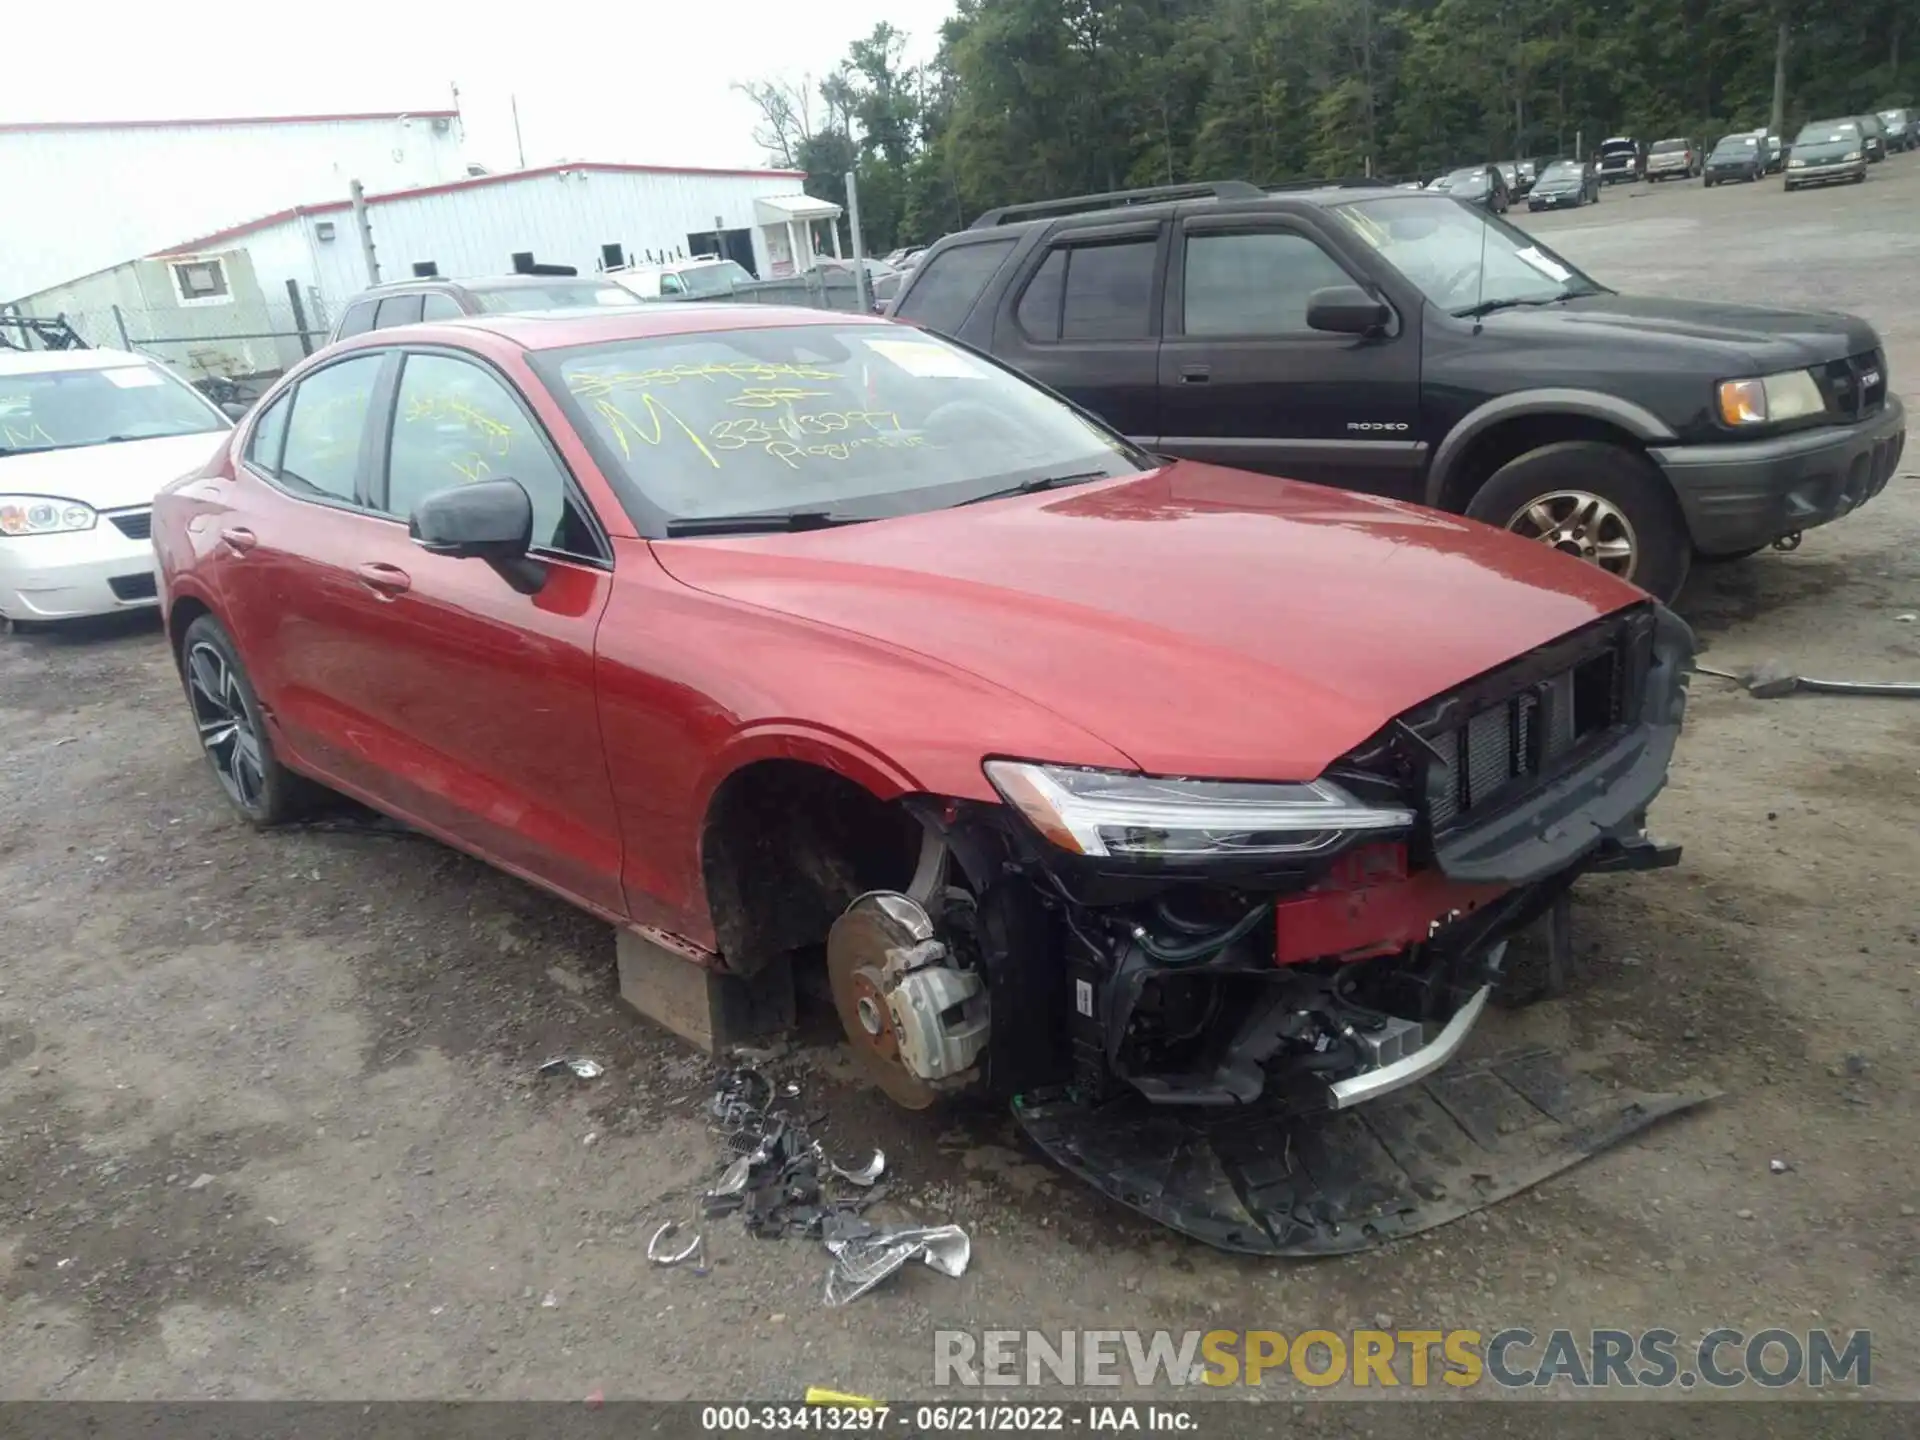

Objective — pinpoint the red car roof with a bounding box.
[455,304,892,350]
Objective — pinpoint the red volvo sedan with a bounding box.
[154,305,1696,1254]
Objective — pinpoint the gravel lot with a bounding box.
[3,161,1918,1405]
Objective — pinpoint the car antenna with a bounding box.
[1470,207,1491,333]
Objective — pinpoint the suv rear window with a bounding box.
[1060,239,1156,340]
[334,300,377,339]
[891,239,1015,335]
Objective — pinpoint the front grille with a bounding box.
[1816,349,1887,421]
[108,572,157,602]
[109,509,153,540]
[1417,616,1644,834]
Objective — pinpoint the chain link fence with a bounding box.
[2,290,331,404]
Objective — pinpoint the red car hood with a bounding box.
[650,462,1646,780]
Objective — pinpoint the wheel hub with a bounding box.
[1505,490,1639,578]
[826,893,941,1109]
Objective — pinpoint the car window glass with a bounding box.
[659,273,686,295]
[387,353,574,552]
[1015,249,1067,340]
[245,391,291,473]
[280,357,382,503]
[375,294,425,329]
[420,292,463,321]
[335,301,377,338]
[891,238,1015,335]
[1183,231,1353,336]
[1061,240,1155,341]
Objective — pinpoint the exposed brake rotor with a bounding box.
[827,893,941,1110]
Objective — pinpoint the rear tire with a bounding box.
[180,614,317,827]
[1464,441,1693,602]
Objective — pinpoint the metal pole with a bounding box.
[286,279,314,356]
[512,95,526,169]
[1769,19,1788,139]
[349,180,381,286]
[845,170,871,312]
[111,304,131,348]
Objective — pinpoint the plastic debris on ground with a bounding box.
[670,1061,965,1303]
[821,1213,971,1306]
[536,1056,605,1080]
[647,1220,705,1268]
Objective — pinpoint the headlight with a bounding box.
[0,496,98,537]
[1788,158,1806,168]
[1717,370,1827,427]
[984,760,1414,861]
[1843,150,1862,161]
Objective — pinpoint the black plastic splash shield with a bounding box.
[1013,1048,1714,1255]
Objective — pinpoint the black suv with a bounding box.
[328,275,638,344]
[887,180,1905,599]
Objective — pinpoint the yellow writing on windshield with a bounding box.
[727,387,833,409]
[593,393,719,470]
[567,361,840,399]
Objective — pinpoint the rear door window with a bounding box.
[334,300,377,338]
[419,292,463,321]
[891,238,1015,335]
[1060,239,1156,340]
[1014,249,1067,341]
[279,355,384,503]
[374,294,425,329]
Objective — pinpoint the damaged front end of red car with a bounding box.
[825,600,1713,1254]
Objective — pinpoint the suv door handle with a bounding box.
[355,562,412,599]
[219,526,258,554]
[1180,365,1211,384]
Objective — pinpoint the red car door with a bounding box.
[210,351,402,794]
[345,347,624,916]
[222,344,625,918]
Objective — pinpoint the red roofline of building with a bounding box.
[150,161,812,256]
[0,110,461,134]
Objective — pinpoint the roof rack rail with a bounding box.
[969,180,1262,229]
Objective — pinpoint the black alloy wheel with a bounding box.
[180,614,314,826]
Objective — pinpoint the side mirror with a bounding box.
[409,479,546,594]
[220,400,250,420]
[1306,285,1391,337]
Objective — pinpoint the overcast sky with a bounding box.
[4,0,956,171]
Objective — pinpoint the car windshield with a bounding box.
[1333,197,1604,314]
[1444,167,1490,191]
[542,324,1144,528]
[469,282,638,313]
[1650,139,1689,153]
[1538,160,1583,181]
[1711,137,1758,156]
[1795,122,1858,145]
[0,361,225,455]
[1880,110,1904,124]
[676,262,754,296]
[1599,141,1636,155]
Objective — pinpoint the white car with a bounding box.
[1,347,233,623]
[606,257,756,300]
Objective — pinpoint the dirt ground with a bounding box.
[3,161,1918,1407]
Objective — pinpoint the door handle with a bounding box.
[1180,365,1211,384]
[219,526,258,554]
[355,562,412,599]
